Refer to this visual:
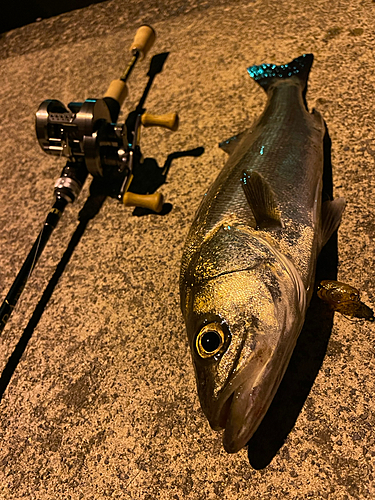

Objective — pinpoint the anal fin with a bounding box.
[241,171,283,230]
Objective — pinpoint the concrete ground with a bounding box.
[0,0,374,498]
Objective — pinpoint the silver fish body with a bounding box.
[180,54,345,453]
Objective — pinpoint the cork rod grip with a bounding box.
[130,25,156,60]
[104,25,156,106]
[104,79,128,106]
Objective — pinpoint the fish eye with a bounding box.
[196,323,225,358]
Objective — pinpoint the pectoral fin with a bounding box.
[241,171,283,230]
[320,198,346,247]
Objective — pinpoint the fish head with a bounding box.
[182,236,306,453]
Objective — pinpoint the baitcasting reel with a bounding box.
[35,25,178,211]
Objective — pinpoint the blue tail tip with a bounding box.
[247,53,314,82]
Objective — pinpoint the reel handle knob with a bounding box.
[141,112,179,131]
[130,25,156,60]
[122,191,164,213]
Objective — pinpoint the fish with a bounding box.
[179,54,346,453]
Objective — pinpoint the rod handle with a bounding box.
[130,25,156,60]
[104,79,129,106]
[141,112,179,131]
[122,191,164,212]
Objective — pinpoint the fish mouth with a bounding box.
[206,366,268,453]
[208,353,279,453]
[214,378,262,454]
[209,340,295,453]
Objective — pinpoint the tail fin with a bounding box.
[247,54,314,92]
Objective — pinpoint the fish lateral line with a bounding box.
[192,264,265,284]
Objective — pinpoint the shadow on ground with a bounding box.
[247,124,338,468]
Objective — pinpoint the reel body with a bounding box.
[36,98,129,200]
[36,98,127,175]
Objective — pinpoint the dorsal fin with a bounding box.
[241,171,283,230]
[219,131,247,155]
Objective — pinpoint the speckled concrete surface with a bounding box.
[0,0,375,498]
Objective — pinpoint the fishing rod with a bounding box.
[0,25,179,334]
